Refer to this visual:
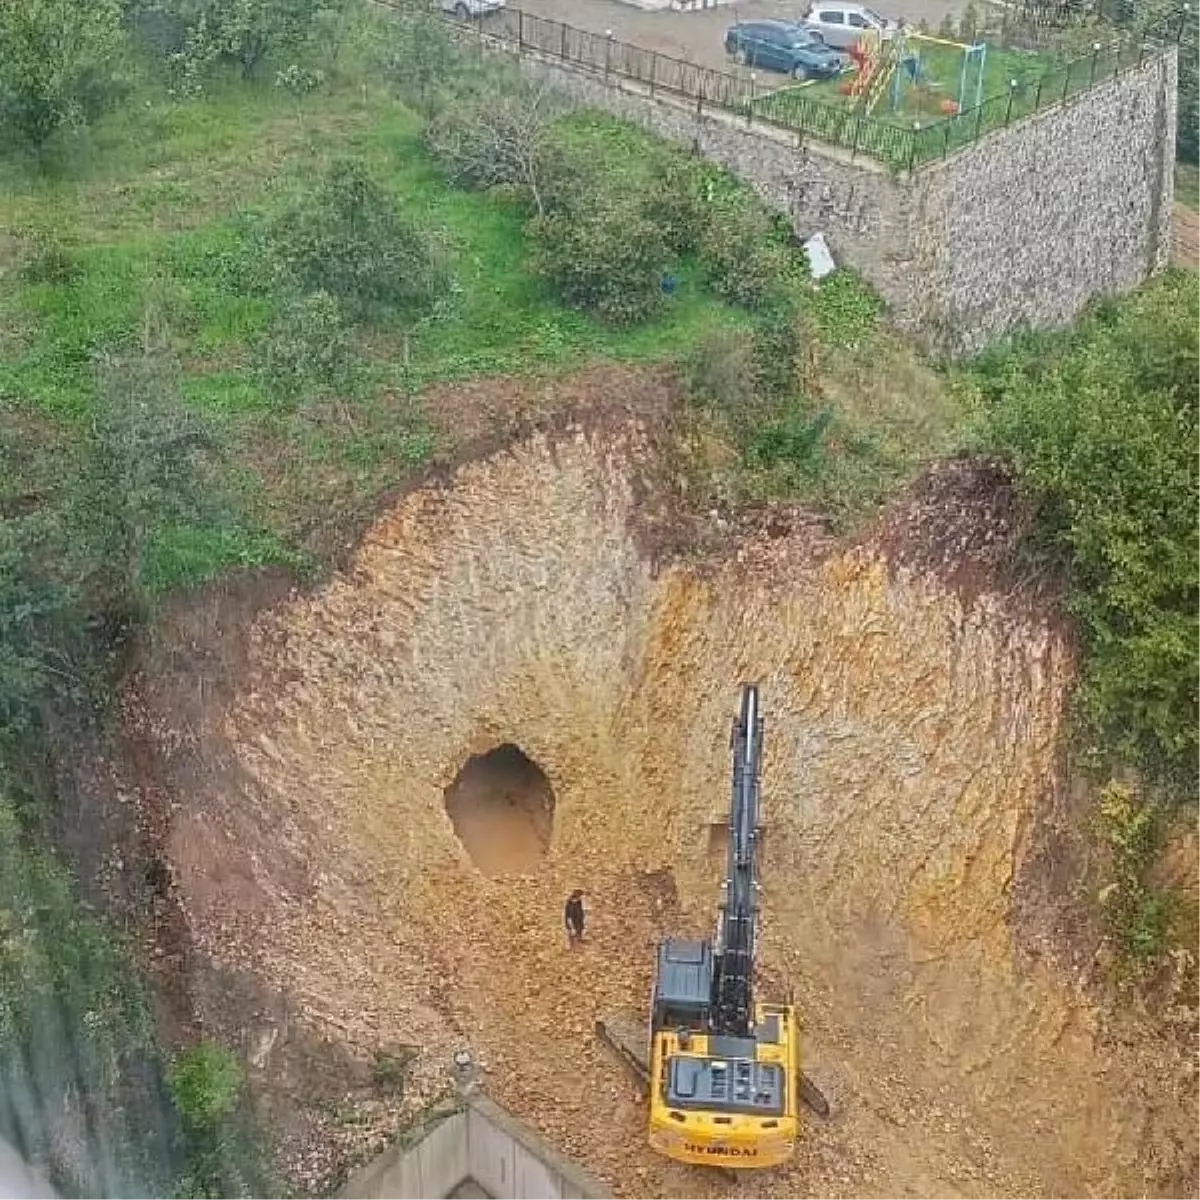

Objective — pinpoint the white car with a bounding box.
[799,3,898,49]
[441,0,505,18]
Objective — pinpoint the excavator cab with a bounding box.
[647,936,799,1169]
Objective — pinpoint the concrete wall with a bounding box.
[339,1096,610,1199]
[465,1096,607,1200]
[483,35,1177,355]
[341,1105,470,1199]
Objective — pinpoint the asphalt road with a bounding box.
[509,0,967,71]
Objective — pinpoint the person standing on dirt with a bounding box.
[564,890,586,948]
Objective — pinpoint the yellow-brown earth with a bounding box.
[134,377,1196,1198]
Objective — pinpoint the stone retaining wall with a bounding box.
[489,36,1177,355]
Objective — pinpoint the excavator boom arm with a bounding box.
[713,684,764,1037]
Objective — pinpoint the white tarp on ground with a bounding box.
[804,232,837,280]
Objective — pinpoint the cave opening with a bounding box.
[443,744,556,877]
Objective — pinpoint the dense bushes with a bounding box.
[529,202,672,328]
[422,74,806,329]
[129,0,351,84]
[976,270,1199,796]
[265,158,450,323]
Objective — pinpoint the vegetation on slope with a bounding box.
[972,271,1199,963]
[975,272,1197,799]
[0,0,1195,1190]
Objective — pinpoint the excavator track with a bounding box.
[595,1016,649,1094]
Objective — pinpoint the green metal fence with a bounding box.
[462,5,1184,172]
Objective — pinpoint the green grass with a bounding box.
[0,76,745,591]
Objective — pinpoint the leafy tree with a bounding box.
[642,153,719,257]
[1177,47,1198,164]
[274,61,324,127]
[380,1,461,120]
[265,158,450,322]
[977,270,1199,793]
[0,0,129,152]
[530,199,671,327]
[1067,0,1197,164]
[132,0,342,85]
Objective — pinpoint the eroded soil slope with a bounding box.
[140,380,1196,1198]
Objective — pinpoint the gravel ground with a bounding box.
[506,0,966,71]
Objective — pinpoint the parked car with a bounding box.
[724,19,850,80]
[442,0,504,19]
[798,3,897,50]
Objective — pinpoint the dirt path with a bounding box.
[146,377,1197,1198]
[1172,202,1199,268]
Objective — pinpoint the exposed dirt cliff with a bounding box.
[123,371,1197,1198]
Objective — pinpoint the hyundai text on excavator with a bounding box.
[597,684,828,1172]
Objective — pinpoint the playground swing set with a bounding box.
[837,27,988,119]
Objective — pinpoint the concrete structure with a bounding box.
[477,30,1177,356]
[340,1096,611,1200]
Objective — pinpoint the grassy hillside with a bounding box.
[1,78,750,595]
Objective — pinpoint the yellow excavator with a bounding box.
[598,685,828,1171]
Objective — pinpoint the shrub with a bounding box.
[750,299,807,401]
[149,0,338,81]
[256,290,359,400]
[529,201,671,327]
[78,338,222,616]
[266,158,450,322]
[169,1043,243,1130]
[274,62,324,125]
[809,269,883,348]
[746,401,835,480]
[425,80,563,215]
[380,3,462,119]
[978,270,1199,794]
[0,0,130,152]
[642,154,718,257]
[18,227,82,285]
[697,195,794,310]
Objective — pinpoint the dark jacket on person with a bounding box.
[564,896,585,933]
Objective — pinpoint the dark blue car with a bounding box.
[724,19,850,80]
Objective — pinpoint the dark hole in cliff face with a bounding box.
[443,744,555,877]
